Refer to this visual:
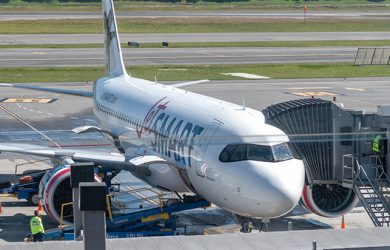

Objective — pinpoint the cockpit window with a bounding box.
[272,142,294,162]
[219,142,294,163]
[229,144,247,162]
[247,144,273,162]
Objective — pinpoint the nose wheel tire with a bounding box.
[28,193,39,206]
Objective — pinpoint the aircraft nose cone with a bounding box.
[253,159,305,218]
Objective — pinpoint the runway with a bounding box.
[0,47,357,67]
[0,10,389,20]
[2,32,390,45]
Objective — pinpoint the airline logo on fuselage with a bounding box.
[136,97,204,168]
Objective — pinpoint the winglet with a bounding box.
[103,0,127,77]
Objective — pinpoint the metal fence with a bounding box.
[354,48,390,66]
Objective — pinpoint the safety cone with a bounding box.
[341,215,346,229]
[37,201,43,212]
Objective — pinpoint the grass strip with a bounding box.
[1,1,390,12]
[0,63,389,83]
[0,18,390,34]
[2,40,390,49]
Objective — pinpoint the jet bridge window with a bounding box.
[219,143,293,163]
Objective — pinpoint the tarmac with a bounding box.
[0,156,376,245]
[2,228,390,250]
[0,78,387,248]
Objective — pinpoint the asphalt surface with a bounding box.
[1,10,389,20]
[0,77,387,130]
[0,78,380,243]
[0,47,357,67]
[0,77,386,137]
[2,32,390,45]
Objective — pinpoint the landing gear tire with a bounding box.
[28,193,39,206]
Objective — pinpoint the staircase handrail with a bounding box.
[355,163,390,224]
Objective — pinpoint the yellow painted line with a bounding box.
[0,98,56,103]
[141,213,169,223]
[0,194,17,198]
[290,92,338,97]
[345,87,365,91]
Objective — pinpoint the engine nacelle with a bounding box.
[301,184,359,218]
[39,165,100,224]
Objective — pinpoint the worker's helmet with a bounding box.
[34,210,39,216]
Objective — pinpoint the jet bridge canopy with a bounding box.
[262,98,355,185]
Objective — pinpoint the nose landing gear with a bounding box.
[234,214,269,233]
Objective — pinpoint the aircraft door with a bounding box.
[194,121,222,178]
[198,121,222,158]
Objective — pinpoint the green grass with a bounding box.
[1,1,390,12]
[1,18,390,34]
[1,40,389,49]
[1,63,389,83]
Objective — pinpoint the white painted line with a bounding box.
[36,111,43,114]
[0,105,61,148]
[288,87,331,90]
[345,87,365,91]
[47,113,55,116]
[28,109,34,112]
[70,116,79,120]
[221,73,270,79]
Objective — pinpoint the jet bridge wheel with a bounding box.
[302,184,359,218]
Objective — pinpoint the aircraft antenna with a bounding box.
[155,76,157,84]
[242,98,246,110]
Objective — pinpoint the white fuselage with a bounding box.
[93,75,305,218]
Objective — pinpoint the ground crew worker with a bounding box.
[372,134,385,155]
[372,133,387,177]
[30,210,45,242]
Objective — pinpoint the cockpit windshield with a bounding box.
[219,142,294,163]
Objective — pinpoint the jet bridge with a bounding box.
[262,98,390,223]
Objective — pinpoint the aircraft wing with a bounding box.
[0,84,93,97]
[0,80,209,97]
[0,143,166,171]
[169,79,209,88]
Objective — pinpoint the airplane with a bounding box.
[0,0,306,226]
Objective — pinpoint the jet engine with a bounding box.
[301,184,359,218]
[39,165,100,224]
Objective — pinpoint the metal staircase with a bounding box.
[343,154,390,226]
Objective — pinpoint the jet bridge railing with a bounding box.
[342,154,360,189]
[369,155,389,183]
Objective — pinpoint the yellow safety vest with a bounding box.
[372,135,383,154]
[30,216,45,235]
